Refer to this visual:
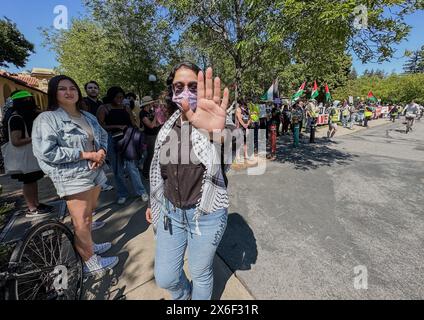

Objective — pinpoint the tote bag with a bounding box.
[1,115,41,175]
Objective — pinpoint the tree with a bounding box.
[349,68,358,80]
[163,0,422,100]
[0,17,35,68]
[43,0,172,97]
[404,46,424,74]
[333,73,424,104]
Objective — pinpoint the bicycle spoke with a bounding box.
[18,279,42,297]
[48,230,54,265]
[27,240,48,266]
[27,281,44,300]
[39,233,54,266]
[22,254,44,270]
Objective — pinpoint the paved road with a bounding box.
[219,119,424,299]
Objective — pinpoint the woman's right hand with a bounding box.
[82,151,105,164]
[145,208,153,224]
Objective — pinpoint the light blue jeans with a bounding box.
[154,199,228,300]
[108,135,146,198]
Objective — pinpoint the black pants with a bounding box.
[142,134,157,179]
[282,118,290,134]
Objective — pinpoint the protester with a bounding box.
[2,90,54,218]
[140,96,162,180]
[364,104,374,128]
[248,100,260,153]
[146,62,236,300]
[348,103,357,129]
[291,102,304,134]
[32,75,118,275]
[124,92,140,128]
[281,104,291,135]
[341,103,350,128]
[270,104,281,136]
[98,86,148,205]
[389,105,399,122]
[305,100,318,133]
[83,81,102,116]
[327,101,339,139]
[235,100,251,163]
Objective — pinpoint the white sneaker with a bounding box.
[141,193,149,202]
[101,184,114,192]
[83,254,119,276]
[93,242,112,255]
[117,197,127,205]
[92,221,106,231]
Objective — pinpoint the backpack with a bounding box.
[116,127,147,161]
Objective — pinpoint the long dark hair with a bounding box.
[48,75,84,111]
[106,86,125,106]
[166,62,201,114]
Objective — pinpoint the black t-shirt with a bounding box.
[140,110,161,136]
[104,106,133,135]
[83,97,102,116]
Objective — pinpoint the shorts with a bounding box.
[11,170,44,185]
[53,169,107,198]
[329,122,338,130]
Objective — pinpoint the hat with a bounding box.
[141,96,156,107]
[11,90,33,100]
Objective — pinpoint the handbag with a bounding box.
[1,115,41,175]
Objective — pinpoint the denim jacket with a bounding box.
[32,107,108,183]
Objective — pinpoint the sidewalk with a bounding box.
[0,173,254,300]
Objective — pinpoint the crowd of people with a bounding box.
[233,98,424,152]
[0,63,423,300]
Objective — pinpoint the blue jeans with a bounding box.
[342,116,349,127]
[154,199,228,300]
[108,135,146,198]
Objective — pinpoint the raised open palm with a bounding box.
[181,67,230,133]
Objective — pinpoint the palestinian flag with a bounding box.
[325,84,332,102]
[367,91,378,102]
[292,82,306,102]
[261,79,279,102]
[311,81,319,99]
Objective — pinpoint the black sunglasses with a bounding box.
[172,81,198,95]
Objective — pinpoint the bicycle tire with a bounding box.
[8,220,83,300]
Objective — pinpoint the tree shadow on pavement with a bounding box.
[213,212,257,300]
[82,197,150,300]
[274,137,357,171]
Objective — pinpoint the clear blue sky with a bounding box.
[1,1,423,75]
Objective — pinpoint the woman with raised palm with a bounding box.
[145,62,234,300]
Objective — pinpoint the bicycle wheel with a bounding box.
[8,220,83,300]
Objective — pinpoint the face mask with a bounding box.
[172,89,198,112]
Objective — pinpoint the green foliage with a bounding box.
[0,17,35,68]
[43,0,173,97]
[333,73,424,104]
[163,0,422,99]
[43,0,422,101]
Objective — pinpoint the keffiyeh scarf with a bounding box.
[149,109,234,235]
